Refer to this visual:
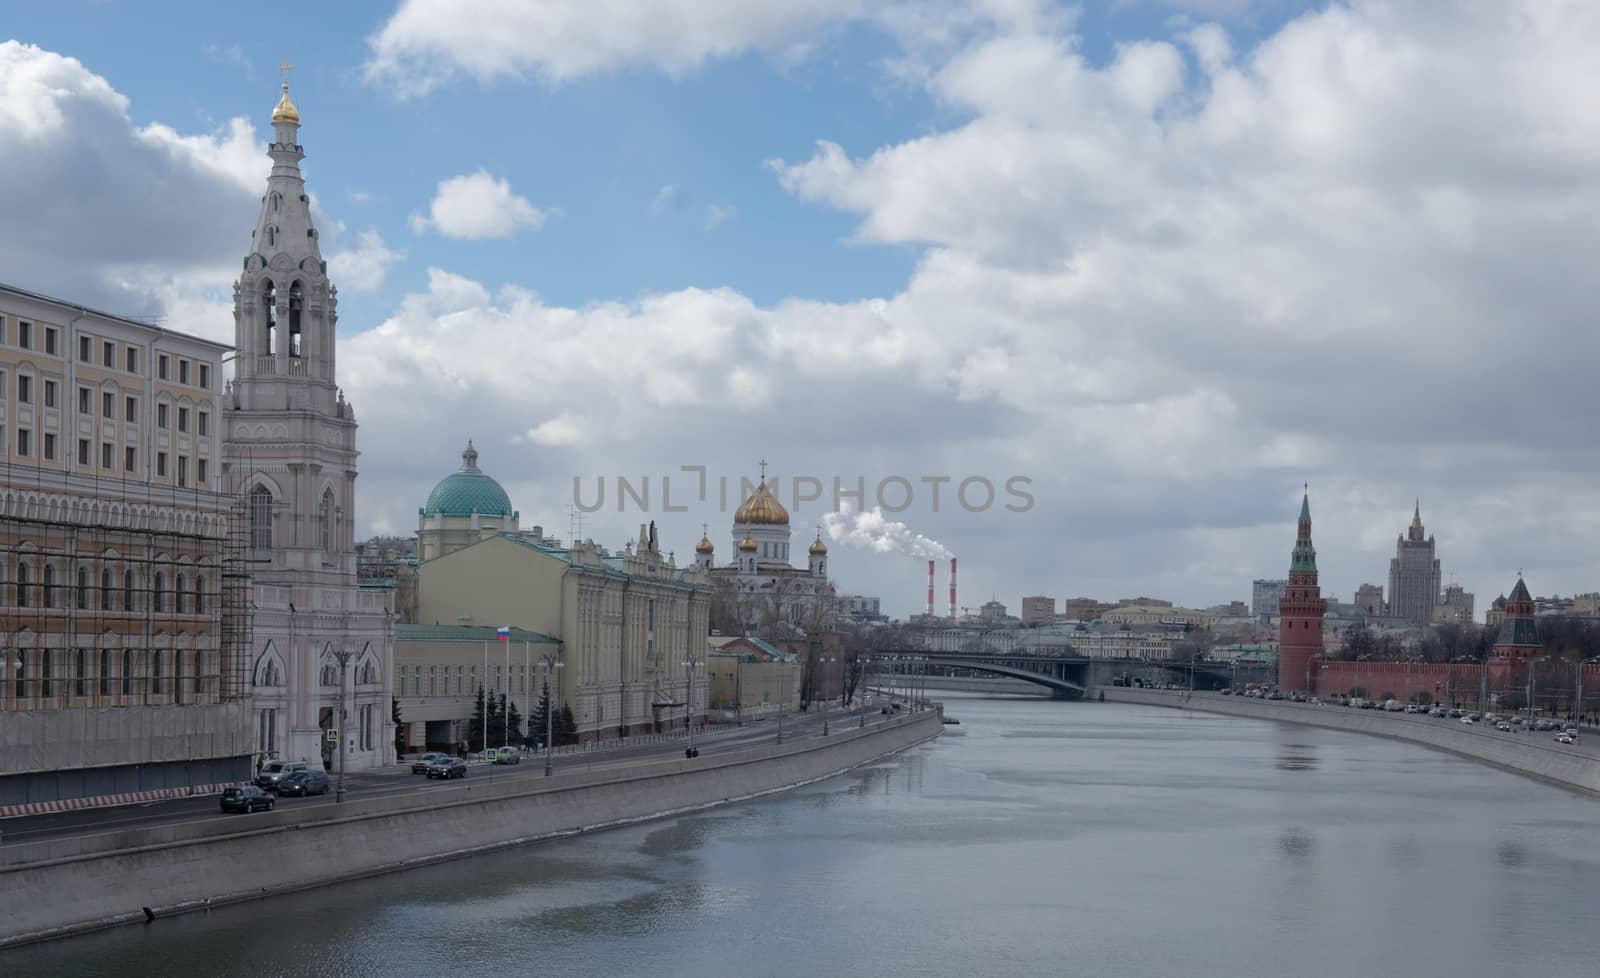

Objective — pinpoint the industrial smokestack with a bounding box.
[927,559,935,617]
[950,557,957,619]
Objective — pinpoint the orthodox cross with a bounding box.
[279,60,294,86]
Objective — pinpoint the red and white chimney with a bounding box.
[949,557,957,619]
[926,560,935,617]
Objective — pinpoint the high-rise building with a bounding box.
[221,79,394,771]
[1020,595,1056,626]
[1354,583,1385,617]
[1,285,246,806]
[1252,579,1288,618]
[1062,597,1108,621]
[1387,501,1441,626]
[1278,490,1327,693]
[1434,583,1474,625]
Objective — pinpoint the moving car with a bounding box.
[411,752,445,774]
[1555,733,1576,744]
[1495,721,1513,732]
[254,760,308,792]
[220,785,275,814]
[427,757,468,779]
[492,747,522,765]
[278,769,331,797]
[1459,716,1476,724]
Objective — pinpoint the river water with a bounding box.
[10,695,1600,977]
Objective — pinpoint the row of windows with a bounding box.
[0,426,207,484]
[0,315,211,388]
[0,647,210,702]
[1,563,209,614]
[395,663,536,697]
[247,485,339,554]
[0,370,210,434]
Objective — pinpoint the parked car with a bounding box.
[278,769,332,797]
[411,752,445,774]
[220,785,275,814]
[427,757,468,779]
[1495,721,1513,732]
[1220,688,1234,695]
[493,747,522,765]
[255,760,309,792]
[1459,716,1476,724]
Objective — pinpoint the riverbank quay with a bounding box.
[1103,688,1600,795]
[0,710,942,949]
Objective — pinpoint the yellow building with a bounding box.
[706,635,801,722]
[416,442,525,561]
[417,521,711,740]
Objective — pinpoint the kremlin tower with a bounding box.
[1277,488,1327,692]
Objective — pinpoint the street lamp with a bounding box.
[683,658,700,758]
[322,646,355,804]
[542,655,565,777]
[1577,657,1600,729]
[815,655,835,735]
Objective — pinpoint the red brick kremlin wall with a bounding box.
[1314,659,1600,712]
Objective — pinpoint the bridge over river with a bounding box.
[868,651,1276,700]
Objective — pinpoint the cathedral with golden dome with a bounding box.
[698,464,834,635]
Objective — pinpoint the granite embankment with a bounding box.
[1104,688,1600,794]
[0,710,941,948]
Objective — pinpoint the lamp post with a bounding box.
[816,656,835,734]
[323,646,354,804]
[683,658,700,758]
[1577,657,1600,729]
[777,654,787,745]
[542,655,564,777]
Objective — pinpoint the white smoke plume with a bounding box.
[820,504,952,560]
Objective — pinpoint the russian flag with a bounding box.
[496,626,510,642]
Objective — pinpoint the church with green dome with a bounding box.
[418,441,524,561]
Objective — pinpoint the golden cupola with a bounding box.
[695,534,715,555]
[734,479,790,526]
[808,534,828,556]
[271,82,300,125]
[737,535,758,553]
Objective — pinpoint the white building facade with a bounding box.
[220,81,394,772]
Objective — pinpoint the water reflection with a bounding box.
[9,696,1600,978]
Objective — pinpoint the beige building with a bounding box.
[393,624,560,753]
[706,635,801,722]
[416,441,526,562]
[417,519,711,740]
[1101,605,1214,627]
[1,283,249,807]
[1020,595,1056,626]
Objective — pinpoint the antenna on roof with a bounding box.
[567,504,585,545]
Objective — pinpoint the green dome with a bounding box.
[424,441,514,518]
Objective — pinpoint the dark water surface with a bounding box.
[10,696,1600,977]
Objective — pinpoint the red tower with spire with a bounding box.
[1278,487,1327,692]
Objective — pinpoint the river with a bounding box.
[9,694,1600,977]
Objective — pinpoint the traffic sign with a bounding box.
[325,728,338,743]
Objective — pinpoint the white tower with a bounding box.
[222,69,394,772]
[808,533,828,577]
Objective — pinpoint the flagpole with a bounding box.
[524,640,531,750]
[482,640,488,757]
[503,633,510,750]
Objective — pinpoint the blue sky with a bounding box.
[3,1,1597,617]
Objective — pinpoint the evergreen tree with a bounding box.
[468,686,487,750]
[507,699,524,743]
[558,703,578,744]
[392,697,405,756]
[531,679,553,747]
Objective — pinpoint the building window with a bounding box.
[288,282,304,356]
[198,411,208,436]
[125,395,137,422]
[175,573,187,614]
[126,347,137,373]
[177,455,188,487]
[125,446,136,472]
[16,562,30,607]
[75,649,88,697]
[45,327,57,356]
[17,374,30,404]
[178,407,188,433]
[102,443,112,469]
[19,321,32,349]
[101,568,113,609]
[152,572,164,613]
[250,486,273,551]
[122,649,134,696]
[199,364,210,389]
[158,354,168,380]
[174,653,185,704]
[157,452,167,477]
[179,360,189,385]
[42,649,55,697]
[103,341,114,367]
[194,653,203,694]
[197,458,208,484]
[76,566,89,609]
[157,402,168,429]
[101,649,113,696]
[79,335,91,362]
[194,575,205,614]
[45,380,57,408]
[102,391,113,419]
[77,439,88,465]
[429,666,437,696]
[43,564,56,608]
[14,650,28,699]
[319,489,334,553]
[149,650,162,695]
[125,570,135,611]
[43,433,56,461]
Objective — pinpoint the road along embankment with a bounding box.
[0,711,942,949]
[1103,688,1600,795]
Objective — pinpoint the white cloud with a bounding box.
[329,230,404,293]
[651,183,679,214]
[410,170,546,239]
[349,189,373,204]
[704,204,736,228]
[363,0,875,94]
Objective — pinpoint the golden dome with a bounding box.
[272,83,300,125]
[737,535,758,553]
[809,536,828,556]
[695,534,715,554]
[734,479,789,526]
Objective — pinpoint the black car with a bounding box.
[221,785,275,814]
[411,752,445,774]
[278,769,331,797]
[426,757,467,779]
